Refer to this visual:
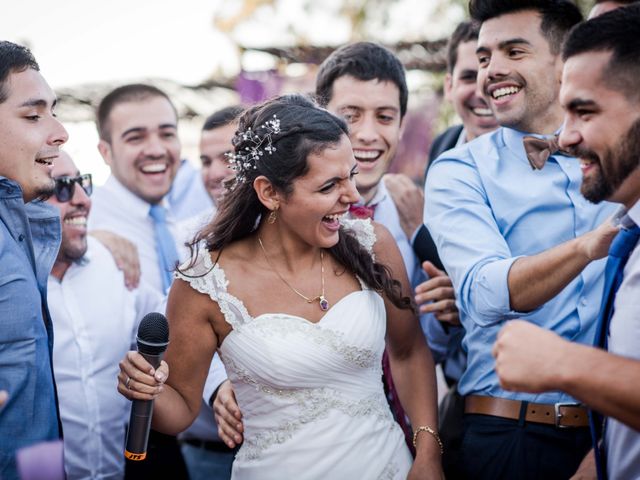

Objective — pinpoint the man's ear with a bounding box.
[253,175,281,212]
[444,72,454,102]
[97,140,113,167]
[398,115,407,142]
[554,55,564,86]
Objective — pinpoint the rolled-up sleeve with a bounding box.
[424,153,524,327]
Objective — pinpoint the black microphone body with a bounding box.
[125,312,170,461]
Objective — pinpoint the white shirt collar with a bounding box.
[102,175,171,218]
[626,199,640,228]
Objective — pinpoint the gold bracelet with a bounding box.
[412,425,444,454]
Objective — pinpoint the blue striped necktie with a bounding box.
[590,222,640,480]
[149,204,179,293]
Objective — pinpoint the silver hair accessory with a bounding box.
[226,114,281,184]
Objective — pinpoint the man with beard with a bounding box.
[424,0,621,478]
[493,6,640,479]
[46,151,162,479]
[0,40,68,479]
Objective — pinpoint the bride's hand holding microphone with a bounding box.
[117,350,168,401]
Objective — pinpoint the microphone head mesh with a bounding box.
[137,312,169,354]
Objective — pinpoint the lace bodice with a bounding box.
[175,219,411,479]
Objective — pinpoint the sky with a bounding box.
[2,0,461,184]
[2,0,239,88]
[2,0,460,88]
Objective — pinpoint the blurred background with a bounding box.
[2,0,590,184]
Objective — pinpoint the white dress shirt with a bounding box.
[49,237,163,479]
[606,200,640,480]
[88,176,180,296]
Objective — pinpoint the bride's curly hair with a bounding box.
[184,94,412,311]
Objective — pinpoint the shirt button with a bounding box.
[580,297,587,306]
[18,234,25,241]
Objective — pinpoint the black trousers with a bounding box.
[460,414,592,480]
[125,430,189,479]
[438,384,465,480]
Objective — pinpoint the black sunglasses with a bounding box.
[53,174,93,202]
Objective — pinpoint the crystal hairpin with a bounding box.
[226,114,281,184]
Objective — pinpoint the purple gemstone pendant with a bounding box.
[319,296,329,312]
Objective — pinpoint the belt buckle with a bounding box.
[554,402,581,428]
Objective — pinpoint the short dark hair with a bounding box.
[0,41,39,104]
[563,3,640,100]
[202,105,244,131]
[447,21,480,73]
[96,84,176,142]
[469,0,583,54]
[315,42,408,118]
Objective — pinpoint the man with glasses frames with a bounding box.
[46,150,163,479]
[52,173,92,202]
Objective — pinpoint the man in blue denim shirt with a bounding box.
[425,1,620,478]
[0,41,68,479]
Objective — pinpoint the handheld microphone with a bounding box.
[124,312,170,461]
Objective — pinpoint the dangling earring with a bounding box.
[268,206,278,224]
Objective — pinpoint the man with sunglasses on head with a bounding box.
[0,40,68,479]
[46,150,163,479]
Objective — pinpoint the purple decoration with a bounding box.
[16,440,65,480]
[319,296,329,312]
[235,70,285,104]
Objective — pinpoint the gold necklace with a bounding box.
[258,237,329,312]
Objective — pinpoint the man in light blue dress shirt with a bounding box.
[425,1,619,478]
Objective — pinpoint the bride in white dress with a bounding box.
[118,95,443,479]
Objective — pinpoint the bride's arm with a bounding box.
[372,223,443,477]
[117,278,219,435]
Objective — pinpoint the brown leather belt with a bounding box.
[465,395,589,428]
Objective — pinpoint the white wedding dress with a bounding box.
[177,219,412,479]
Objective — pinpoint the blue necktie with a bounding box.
[590,223,640,480]
[149,204,179,294]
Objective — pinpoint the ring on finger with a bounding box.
[126,377,131,390]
